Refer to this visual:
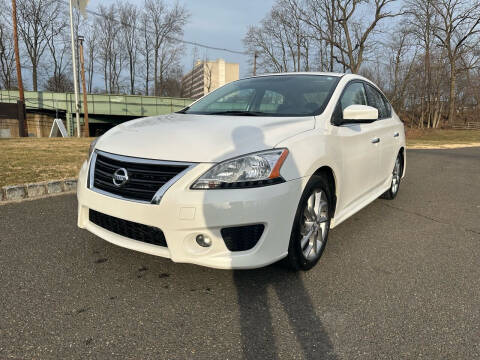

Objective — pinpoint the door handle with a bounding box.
[371,137,380,144]
[394,132,399,138]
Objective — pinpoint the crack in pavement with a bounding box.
[380,202,480,236]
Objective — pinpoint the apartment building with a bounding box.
[182,59,239,99]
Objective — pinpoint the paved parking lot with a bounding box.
[1,148,479,359]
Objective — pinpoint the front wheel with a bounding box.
[284,175,332,271]
[381,153,402,200]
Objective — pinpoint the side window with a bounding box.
[382,95,392,118]
[365,84,388,119]
[340,82,367,111]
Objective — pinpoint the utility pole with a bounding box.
[69,0,81,137]
[11,0,27,137]
[253,51,258,76]
[78,35,89,137]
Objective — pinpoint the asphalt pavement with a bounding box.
[1,147,479,359]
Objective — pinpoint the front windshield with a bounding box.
[182,75,340,117]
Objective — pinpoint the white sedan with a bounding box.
[77,73,405,270]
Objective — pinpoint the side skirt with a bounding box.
[330,176,392,229]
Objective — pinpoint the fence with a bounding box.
[452,122,480,130]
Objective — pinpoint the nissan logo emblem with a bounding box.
[112,168,129,187]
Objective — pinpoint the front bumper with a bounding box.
[77,160,306,269]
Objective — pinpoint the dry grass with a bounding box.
[1,130,480,187]
[406,129,480,148]
[0,138,91,188]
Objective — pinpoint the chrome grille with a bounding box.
[90,151,193,203]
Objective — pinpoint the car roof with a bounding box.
[254,72,345,78]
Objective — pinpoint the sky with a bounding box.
[87,0,276,78]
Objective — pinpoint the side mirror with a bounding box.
[342,105,378,123]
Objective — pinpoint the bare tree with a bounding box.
[244,21,289,73]
[17,0,63,91]
[45,72,73,92]
[95,4,124,93]
[244,0,313,73]
[144,0,189,96]
[301,0,338,71]
[161,64,183,97]
[432,0,480,125]
[84,29,96,93]
[318,0,401,73]
[405,0,438,127]
[247,0,401,74]
[119,2,139,95]
[43,12,69,93]
[156,41,184,95]
[376,26,418,114]
[139,12,153,95]
[0,2,17,89]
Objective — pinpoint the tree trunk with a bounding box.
[145,52,150,96]
[154,48,158,96]
[448,61,456,126]
[330,0,334,72]
[297,32,301,72]
[130,58,135,95]
[419,97,424,128]
[32,65,38,91]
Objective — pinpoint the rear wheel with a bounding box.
[284,175,332,271]
[381,153,402,200]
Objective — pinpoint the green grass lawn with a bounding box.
[1,129,479,187]
[406,129,480,147]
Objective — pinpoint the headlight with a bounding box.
[88,137,99,158]
[191,149,289,189]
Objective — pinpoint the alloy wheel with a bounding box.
[391,157,401,194]
[300,189,329,260]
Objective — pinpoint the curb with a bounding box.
[1,179,77,202]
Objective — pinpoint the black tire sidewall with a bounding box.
[287,174,332,271]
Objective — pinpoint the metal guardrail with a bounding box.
[0,90,193,118]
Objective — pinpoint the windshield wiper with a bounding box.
[176,106,190,114]
[206,110,268,116]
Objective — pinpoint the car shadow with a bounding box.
[201,125,337,359]
[234,266,337,359]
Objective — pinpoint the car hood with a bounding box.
[95,113,314,163]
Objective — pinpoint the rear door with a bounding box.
[331,81,381,211]
[364,83,397,187]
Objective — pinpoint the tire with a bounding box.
[284,174,332,271]
[381,153,403,200]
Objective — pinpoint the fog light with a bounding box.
[196,234,212,247]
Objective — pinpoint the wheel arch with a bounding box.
[312,166,337,218]
[398,146,406,177]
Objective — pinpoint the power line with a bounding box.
[56,0,248,56]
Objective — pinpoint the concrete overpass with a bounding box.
[0,90,193,136]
